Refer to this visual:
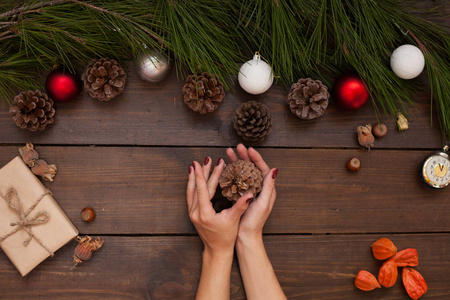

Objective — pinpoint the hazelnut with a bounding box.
[347,158,361,172]
[81,207,95,222]
[372,123,387,138]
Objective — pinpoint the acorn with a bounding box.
[72,235,104,268]
[81,207,95,223]
[372,123,387,138]
[347,158,361,172]
[19,142,39,167]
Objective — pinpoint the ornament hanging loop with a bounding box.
[253,51,278,79]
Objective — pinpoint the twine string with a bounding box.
[0,188,54,256]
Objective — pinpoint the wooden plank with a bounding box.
[0,234,449,299]
[0,64,442,148]
[0,146,448,235]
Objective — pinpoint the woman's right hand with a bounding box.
[228,144,287,300]
[226,144,278,242]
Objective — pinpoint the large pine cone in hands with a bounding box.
[219,160,263,201]
[233,101,272,142]
[182,72,225,114]
[82,58,127,101]
[9,91,55,131]
[287,78,329,120]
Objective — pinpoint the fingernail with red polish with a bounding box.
[272,168,279,179]
[246,197,254,204]
[216,157,222,166]
[188,166,192,174]
[192,162,196,170]
[204,157,210,165]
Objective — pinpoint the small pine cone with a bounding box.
[287,78,329,120]
[82,58,127,101]
[182,72,225,114]
[219,160,263,201]
[233,101,272,142]
[9,91,55,131]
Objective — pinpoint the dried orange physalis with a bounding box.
[378,258,398,288]
[355,238,427,300]
[354,270,381,291]
[393,248,419,267]
[403,267,428,300]
[372,237,397,260]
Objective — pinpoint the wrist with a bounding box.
[236,233,264,252]
[197,245,234,300]
[237,230,263,246]
[203,246,234,261]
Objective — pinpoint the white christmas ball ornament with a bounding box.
[238,53,273,94]
[390,44,425,79]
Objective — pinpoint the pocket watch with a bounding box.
[421,145,450,188]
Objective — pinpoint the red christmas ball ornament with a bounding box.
[45,69,82,102]
[332,73,369,110]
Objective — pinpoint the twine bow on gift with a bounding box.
[0,188,54,256]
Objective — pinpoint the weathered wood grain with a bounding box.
[0,64,442,148]
[1,146,448,235]
[0,234,448,299]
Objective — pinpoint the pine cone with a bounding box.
[82,58,127,101]
[182,72,225,114]
[233,101,272,142]
[9,91,55,131]
[219,160,263,201]
[287,78,329,120]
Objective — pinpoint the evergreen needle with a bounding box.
[0,0,448,139]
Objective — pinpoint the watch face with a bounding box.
[422,153,450,188]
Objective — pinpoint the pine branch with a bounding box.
[0,0,448,138]
[68,0,164,47]
[387,1,450,139]
[0,0,167,92]
[330,0,414,119]
[154,0,242,89]
[408,31,450,139]
[0,0,67,19]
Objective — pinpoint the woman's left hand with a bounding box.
[187,157,253,256]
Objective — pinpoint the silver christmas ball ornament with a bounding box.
[135,50,171,83]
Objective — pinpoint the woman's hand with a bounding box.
[187,156,254,300]
[227,144,286,300]
[226,144,278,242]
[187,157,253,255]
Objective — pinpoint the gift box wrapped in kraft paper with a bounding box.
[0,156,78,276]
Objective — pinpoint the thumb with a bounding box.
[230,193,254,219]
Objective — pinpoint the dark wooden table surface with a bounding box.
[0,60,449,299]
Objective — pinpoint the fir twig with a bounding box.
[0,0,448,139]
[69,0,164,47]
[154,0,241,89]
